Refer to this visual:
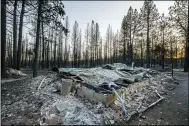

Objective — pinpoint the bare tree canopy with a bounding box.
[1,0,188,78]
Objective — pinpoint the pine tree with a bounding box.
[84,23,90,67]
[127,6,134,64]
[13,0,18,69]
[72,21,79,67]
[41,17,45,69]
[105,25,110,64]
[95,23,100,66]
[77,29,82,67]
[120,16,129,63]
[33,0,42,77]
[159,13,168,69]
[64,16,69,67]
[169,0,188,72]
[25,36,28,68]
[46,27,50,68]
[17,0,26,70]
[140,0,159,68]
[99,38,103,65]
[90,20,95,67]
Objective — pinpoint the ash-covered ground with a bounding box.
[1,66,188,125]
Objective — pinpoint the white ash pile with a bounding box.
[28,72,120,125]
[54,63,179,122]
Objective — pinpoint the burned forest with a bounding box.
[1,0,189,125]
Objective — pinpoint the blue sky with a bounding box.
[63,1,174,40]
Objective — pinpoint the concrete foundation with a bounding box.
[76,86,116,107]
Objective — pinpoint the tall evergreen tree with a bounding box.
[64,16,69,67]
[140,0,159,68]
[33,0,42,77]
[159,13,168,69]
[17,0,26,70]
[84,23,90,67]
[90,20,95,67]
[95,23,100,66]
[120,16,129,63]
[77,29,82,67]
[13,0,18,69]
[169,0,188,72]
[72,21,79,67]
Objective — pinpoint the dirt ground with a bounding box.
[1,69,188,125]
[127,71,188,125]
[1,77,42,125]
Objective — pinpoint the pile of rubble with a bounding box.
[36,63,179,125]
[1,63,180,125]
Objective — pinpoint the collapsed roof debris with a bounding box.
[1,63,180,125]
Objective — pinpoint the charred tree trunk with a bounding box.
[39,36,42,69]
[8,38,12,67]
[54,29,57,66]
[33,0,42,77]
[154,38,156,67]
[1,0,7,77]
[21,41,25,67]
[85,31,89,67]
[13,0,18,69]
[129,22,132,64]
[17,0,25,70]
[58,32,61,68]
[184,34,189,72]
[41,21,45,69]
[171,37,173,76]
[141,40,143,67]
[146,8,150,68]
[151,37,153,67]
[51,29,54,67]
[123,35,126,64]
[29,51,31,67]
[184,1,189,72]
[25,38,28,68]
[175,41,177,68]
[162,29,165,69]
[47,28,50,69]
[64,33,68,67]
[10,35,13,67]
